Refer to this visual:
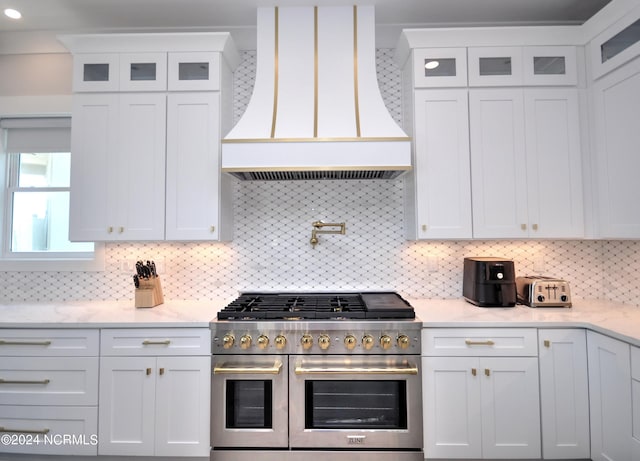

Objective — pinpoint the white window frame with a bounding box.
[0,117,104,272]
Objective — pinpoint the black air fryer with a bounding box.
[463,257,517,307]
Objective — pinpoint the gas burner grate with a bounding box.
[216,292,414,320]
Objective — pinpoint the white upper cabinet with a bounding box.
[62,33,238,242]
[523,46,578,86]
[407,89,472,239]
[590,5,640,79]
[412,48,468,88]
[592,57,640,238]
[470,88,583,238]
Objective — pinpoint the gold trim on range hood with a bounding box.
[221,6,411,181]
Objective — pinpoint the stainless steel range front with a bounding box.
[210,292,423,461]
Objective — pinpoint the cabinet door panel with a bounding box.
[480,357,541,459]
[422,356,482,459]
[593,59,640,237]
[470,89,528,238]
[69,94,117,241]
[538,329,590,459]
[524,89,583,238]
[587,331,632,461]
[412,89,472,239]
[116,93,166,240]
[166,92,221,240]
[98,356,156,456]
[155,356,211,456]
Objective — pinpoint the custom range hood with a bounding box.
[221,5,411,181]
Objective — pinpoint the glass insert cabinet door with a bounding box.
[468,47,524,86]
[413,47,468,88]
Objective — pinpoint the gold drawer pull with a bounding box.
[0,427,50,435]
[0,340,52,346]
[0,378,50,385]
[142,340,171,346]
[485,368,491,376]
[214,361,283,375]
[471,368,477,376]
[465,339,495,346]
[544,340,551,348]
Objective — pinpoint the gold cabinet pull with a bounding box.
[485,368,490,376]
[0,426,50,435]
[521,223,527,230]
[210,225,216,233]
[465,339,495,346]
[544,339,551,348]
[471,368,477,376]
[107,226,113,233]
[146,368,152,376]
[421,224,427,232]
[159,368,165,376]
[294,363,418,376]
[0,340,52,346]
[532,223,539,231]
[142,340,171,346]
[214,360,283,375]
[0,378,50,385]
[118,226,124,233]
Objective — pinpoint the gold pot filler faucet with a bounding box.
[310,221,346,249]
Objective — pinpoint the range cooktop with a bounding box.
[216,292,415,320]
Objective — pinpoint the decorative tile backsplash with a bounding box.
[1,50,639,306]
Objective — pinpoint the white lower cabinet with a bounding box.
[422,328,541,459]
[0,329,99,456]
[98,328,211,457]
[538,329,590,459]
[587,330,633,461]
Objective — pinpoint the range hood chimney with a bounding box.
[221,5,411,181]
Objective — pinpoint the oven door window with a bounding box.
[304,380,407,429]
[226,380,273,429]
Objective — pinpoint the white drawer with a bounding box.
[632,346,640,381]
[422,328,538,356]
[100,328,211,356]
[0,357,98,406]
[0,329,99,357]
[0,405,97,455]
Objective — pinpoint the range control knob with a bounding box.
[560,295,568,302]
[397,334,410,349]
[240,334,252,350]
[537,295,546,302]
[318,334,331,350]
[275,335,287,350]
[344,334,357,350]
[222,334,235,349]
[257,335,269,349]
[301,334,313,350]
[362,334,374,350]
[380,335,392,350]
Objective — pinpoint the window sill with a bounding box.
[0,244,105,272]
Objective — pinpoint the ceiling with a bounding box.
[0,0,613,53]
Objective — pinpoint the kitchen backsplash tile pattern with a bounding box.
[0,50,639,306]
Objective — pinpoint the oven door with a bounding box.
[211,355,288,448]
[289,355,422,449]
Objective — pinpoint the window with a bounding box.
[1,117,103,271]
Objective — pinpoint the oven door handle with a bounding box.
[294,363,419,375]
[213,360,283,375]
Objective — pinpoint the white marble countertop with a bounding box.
[409,298,640,346]
[0,297,639,347]
[0,299,229,329]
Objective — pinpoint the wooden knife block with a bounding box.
[135,276,164,308]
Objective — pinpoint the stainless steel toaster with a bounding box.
[516,276,572,308]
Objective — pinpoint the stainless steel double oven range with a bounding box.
[210,292,423,461]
